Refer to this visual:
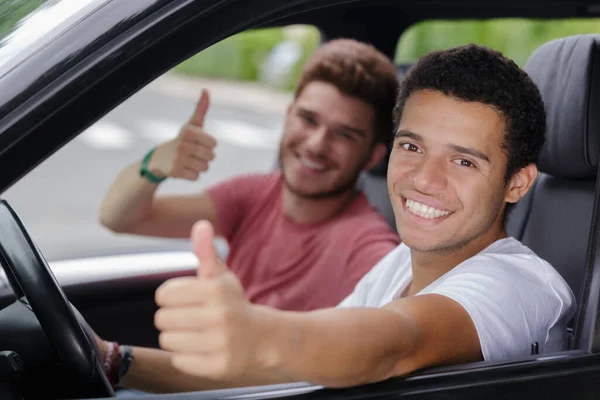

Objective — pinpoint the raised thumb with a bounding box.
[191,220,224,279]
[189,89,210,127]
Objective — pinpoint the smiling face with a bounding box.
[280,81,385,199]
[388,89,536,254]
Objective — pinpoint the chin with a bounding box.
[399,233,449,253]
[283,175,324,197]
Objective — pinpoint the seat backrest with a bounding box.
[506,35,600,316]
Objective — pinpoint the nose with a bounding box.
[410,155,447,192]
[304,126,329,154]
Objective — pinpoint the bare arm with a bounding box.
[261,294,481,387]
[98,161,220,238]
[154,221,483,391]
[120,347,238,393]
[98,90,219,238]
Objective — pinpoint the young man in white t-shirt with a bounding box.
[99,44,575,393]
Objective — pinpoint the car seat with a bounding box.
[506,35,600,347]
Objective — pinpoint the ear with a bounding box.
[504,164,538,204]
[364,143,388,171]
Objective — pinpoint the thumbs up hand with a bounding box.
[154,221,274,380]
[147,90,217,180]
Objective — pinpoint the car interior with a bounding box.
[1,0,600,399]
[359,34,600,352]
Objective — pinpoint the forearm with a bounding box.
[99,162,158,232]
[263,306,418,388]
[121,347,224,393]
[122,347,288,393]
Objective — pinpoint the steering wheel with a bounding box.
[0,200,113,398]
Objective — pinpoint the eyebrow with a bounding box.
[395,129,491,163]
[395,130,423,142]
[448,144,490,163]
[297,107,366,138]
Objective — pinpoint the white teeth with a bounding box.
[300,157,326,171]
[405,199,450,219]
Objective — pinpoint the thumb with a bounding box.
[189,89,210,127]
[191,220,225,279]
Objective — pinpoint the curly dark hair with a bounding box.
[393,44,546,183]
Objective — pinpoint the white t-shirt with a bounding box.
[339,237,576,361]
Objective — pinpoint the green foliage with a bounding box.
[396,19,600,66]
[0,0,47,42]
[172,19,600,89]
[173,25,320,90]
[173,28,285,81]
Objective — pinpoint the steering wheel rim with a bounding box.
[0,200,113,397]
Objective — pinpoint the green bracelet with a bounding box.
[139,148,167,184]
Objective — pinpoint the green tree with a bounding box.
[173,25,319,90]
[396,19,600,66]
[0,0,47,42]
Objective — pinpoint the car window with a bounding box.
[0,0,104,70]
[1,25,320,261]
[396,18,600,66]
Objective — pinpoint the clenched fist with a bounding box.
[147,90,217,180]
[154,221,277,381]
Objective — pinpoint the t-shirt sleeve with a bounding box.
[206,174,269,241]
[341,226,400,297]
[338,243,403,308]
[423,254,574,361]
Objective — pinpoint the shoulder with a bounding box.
[365,243,410,275]
[435,238,573,302]
[326,209,400,261]
[338,243,410,308]
[424,238,576,360]
[225,171,282,187]
[454,238,569,288]
[208,172,282,196]
[331,193,397,235]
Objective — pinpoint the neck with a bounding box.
[405,227,508,297]
[282,187,358,224]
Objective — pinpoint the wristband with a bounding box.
[102,341,120,388]
[117,345,134,385]
[139,148,167,184]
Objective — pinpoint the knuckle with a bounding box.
[211,358,230,379]
[158,332,170,349]
[205,133,217,144]
[213,308,231,328]
[204,280,221,297]
[179,126,193,140]
[154,309,166,329]
[189,171,200,180]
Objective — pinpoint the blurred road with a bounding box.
[2,75,291,260]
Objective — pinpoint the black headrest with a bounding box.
[524,35,600,179]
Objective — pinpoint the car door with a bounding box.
[2,1,600,399]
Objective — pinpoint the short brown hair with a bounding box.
[295,39,398,145]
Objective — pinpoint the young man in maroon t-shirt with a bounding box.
[99,39,400,311]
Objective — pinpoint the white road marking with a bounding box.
[78,122,134,150]
[137,119,181,142]
[207,119,281,149]
[77,118,282,151]
[139,118,281,150]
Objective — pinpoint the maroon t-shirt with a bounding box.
[207,172,400,311]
